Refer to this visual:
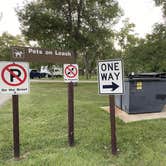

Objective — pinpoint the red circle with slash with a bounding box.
[65,64,78,78]
[1,63,27,86]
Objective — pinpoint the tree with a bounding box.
[16,0,122,65]
[116,18,138,51]
[114,19,140,73]
[124,23,166,73]
[154,0,166,17]
[79,29,116,79]
[0,32,29,61]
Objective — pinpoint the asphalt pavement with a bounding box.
[30,80,97,83]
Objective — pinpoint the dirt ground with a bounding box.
[101,106,166,123]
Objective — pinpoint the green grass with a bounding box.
[0,83,166,166]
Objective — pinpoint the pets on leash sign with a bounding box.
[64,64,79,82]
[98,59,124,94]
[0,62,29,94]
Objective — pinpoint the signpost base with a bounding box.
[12,95,20,159]
[68,82,74,146]
[109,95,117,155]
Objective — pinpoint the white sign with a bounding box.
[98,59,124,94]
[0,62,29,95]
[64,64,79,82]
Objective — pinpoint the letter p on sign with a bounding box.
[0,61,30,95]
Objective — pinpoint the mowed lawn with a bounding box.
[0,82,166,166]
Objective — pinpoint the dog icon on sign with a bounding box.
[13,48,25,58]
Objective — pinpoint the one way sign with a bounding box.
[98,59,124,94]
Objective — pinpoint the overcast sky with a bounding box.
[0,0,164,37]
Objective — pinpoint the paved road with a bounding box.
[31,80,97,83]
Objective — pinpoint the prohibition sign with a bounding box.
[65,64,78,78]
[1,63,27,86]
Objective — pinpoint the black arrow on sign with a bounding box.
[103,82,119,91]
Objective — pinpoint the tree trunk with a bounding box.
[84,53,89,80]
[73,50,77,64]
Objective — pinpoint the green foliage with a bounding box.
[114,19,141,74]
[17,0,121,50]
[0,33,28,61]
[125,23,166,73]
[16,0,122,76]
[154,0,166,17]
[116,18,139,51]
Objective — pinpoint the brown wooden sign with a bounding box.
[11,46,74,64]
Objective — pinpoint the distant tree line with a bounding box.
[0,0,166,78]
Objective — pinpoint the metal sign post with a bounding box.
[98,59,124,155]
[0,61,30,159]
[12,95,20,159]
[109,95,117,155]
[64,64,79,146]
[68,82,74,146]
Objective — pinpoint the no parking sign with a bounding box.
[0,62,29,94]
